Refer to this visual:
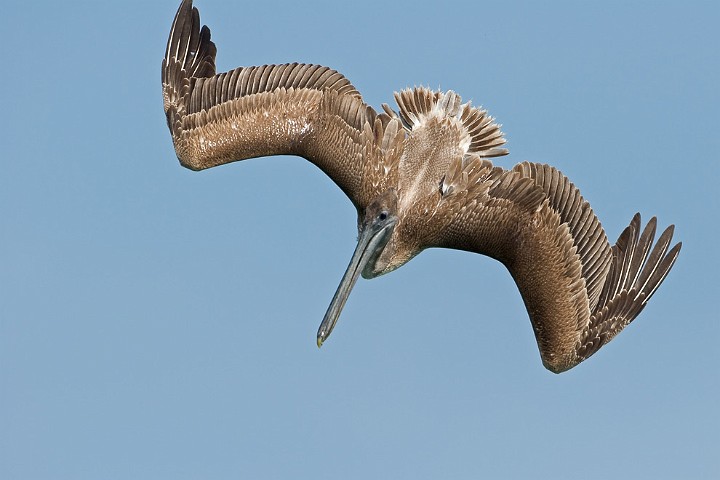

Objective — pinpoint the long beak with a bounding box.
[316,221,395,347]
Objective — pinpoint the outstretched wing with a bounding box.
[435,161,681,373]
[161,0,403,208]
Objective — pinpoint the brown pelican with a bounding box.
[162,0,681,373]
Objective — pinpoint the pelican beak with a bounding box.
[316,217,396,347]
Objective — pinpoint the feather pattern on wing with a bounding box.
[161,0,397,208]
[576,216,681,363]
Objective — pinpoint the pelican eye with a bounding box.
[379,211,388,221]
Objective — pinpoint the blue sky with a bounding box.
[1,0,718,478]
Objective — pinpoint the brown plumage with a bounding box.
[162,0,681,373]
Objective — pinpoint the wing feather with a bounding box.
[577,220,681,363]
[512,162,613,312]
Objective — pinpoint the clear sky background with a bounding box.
[1,1,718,478]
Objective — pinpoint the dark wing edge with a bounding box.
[161,0,393,207]
[162,0,216,137]
[575,214,681,365]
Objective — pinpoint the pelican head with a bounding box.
[317,189,398,346]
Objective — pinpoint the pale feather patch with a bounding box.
[394,87,509,158]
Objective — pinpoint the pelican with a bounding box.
[162,0,681,373]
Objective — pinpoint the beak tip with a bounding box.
[316,335,324,348]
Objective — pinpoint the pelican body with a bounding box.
[162,0,681,373]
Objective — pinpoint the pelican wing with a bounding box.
[162,0,398,208]
[436,161,681,372]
